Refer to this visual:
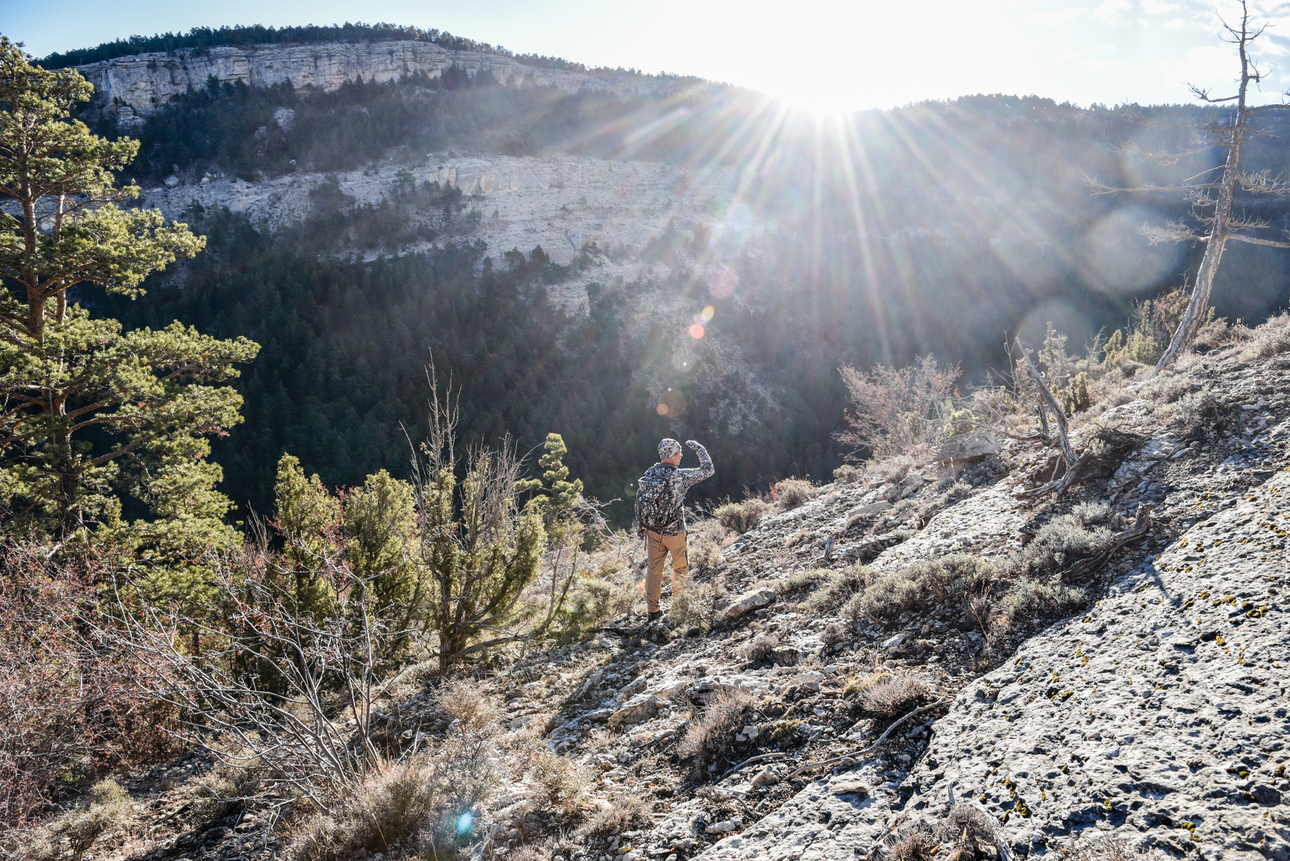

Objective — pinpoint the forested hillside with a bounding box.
[74,36,1290,521]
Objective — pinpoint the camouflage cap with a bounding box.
[658,438,682,461]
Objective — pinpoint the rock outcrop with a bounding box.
[74,42,695,127]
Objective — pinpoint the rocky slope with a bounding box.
[77,42,694,128]
[496,342,1290,861]
[56,322,1290,861]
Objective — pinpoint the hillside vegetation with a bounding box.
[3,22,1290,861]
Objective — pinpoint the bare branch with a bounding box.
[1237,169,1290,194]
[1228,233,1290,248]
[1139,220,1204,245]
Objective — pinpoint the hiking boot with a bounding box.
[647,610,665,624]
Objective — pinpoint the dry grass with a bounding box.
[1049,835,1170,861]
[522,745,590,815]
[677,688,756,778]
[833,464,864,484]
[285,756,479,861]
[671,575,721,632]
[286,682,506,861]
[885,824,938,861]
[27,779,137,861]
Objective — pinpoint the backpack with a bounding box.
[635,468,672,531]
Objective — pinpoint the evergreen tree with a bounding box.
[0,37,258,544]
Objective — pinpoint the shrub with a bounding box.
[838,354,961,457]
[0,542,177,827]
[832,464,863,484]
[820,621,849,652]
[740,633,778,665]
[856,674,931,718]
[715,498,773,534]
[871,452,921,485]
[558,569,635,641]
[773,478,815,510]
[524,746,590,815]
[286,682,502,861]
[285,755,484,861]
[1103,288,1192,367]
[858,555,1001,626]
[1001,579,1087,630]
[1050,835,1169,861]
[677,688,756,778]
[885,823,937,861]
[192,753,267,825]
[796,565,869,616]
[576,794,651,838]
[1239,310,1290,360]
[670,577,721,632]
[29,779,136,861]
[1012,503,1114,579]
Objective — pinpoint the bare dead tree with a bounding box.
[1088,0,1290,370]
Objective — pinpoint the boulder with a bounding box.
[722,587,776,621]
[608,692,661,728]
[937,430,1000,463]
[850,501,892,519]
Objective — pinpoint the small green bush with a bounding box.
[832,464,863,484]
[1013,503,1114,579]
[797,565,869,616]
[858,555,1001,625]
[774,478,815,510]
[716,498,774,533]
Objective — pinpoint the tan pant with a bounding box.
[643,529,688,614]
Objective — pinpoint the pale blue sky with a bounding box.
[8,0,1290,112]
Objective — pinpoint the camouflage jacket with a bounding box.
[634,442,714,536]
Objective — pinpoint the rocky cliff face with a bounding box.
[75,42,691,128]
[141,151,769,315]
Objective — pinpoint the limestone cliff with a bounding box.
[74,41,694,128]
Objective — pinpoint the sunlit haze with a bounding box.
[10,0,1290,112]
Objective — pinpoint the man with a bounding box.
[634,438,714,623]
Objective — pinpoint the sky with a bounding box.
[8,0,1290,113]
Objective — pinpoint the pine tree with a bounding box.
[0,37,258,542]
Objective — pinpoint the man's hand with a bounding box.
[685,439,702,449]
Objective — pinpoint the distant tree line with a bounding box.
[40,22,597,73]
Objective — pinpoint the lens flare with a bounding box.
[708,266,739,299]
[456,812,473,835]
[689,323,705,339]
[699,305,715,323]
[672,345,697,370]
[657,388,687,416]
